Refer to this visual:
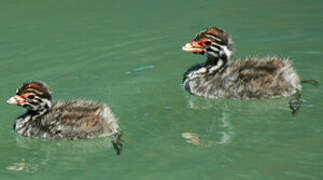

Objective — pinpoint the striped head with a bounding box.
[7,81,52,112]
[182,27,233,60]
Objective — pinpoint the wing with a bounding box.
[236,58,284,84]
[47,101,109,139]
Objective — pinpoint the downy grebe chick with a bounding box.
[182,27,304,114]
[7,81,122,155]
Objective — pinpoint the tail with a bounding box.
[111,131,123,155]
[301,80,319,87]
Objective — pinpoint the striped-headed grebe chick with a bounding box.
[182,27,316,114]
[7,81,122,155]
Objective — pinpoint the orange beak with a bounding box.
[7,95,26,106]
[182,41,204,53]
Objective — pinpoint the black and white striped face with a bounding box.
[7,81,52,112]
[182,27,233,60]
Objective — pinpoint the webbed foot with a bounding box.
[289,89,302,116]
[111,132,123,155]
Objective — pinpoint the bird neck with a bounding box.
[14,107,50,133]
[28,108,49,120]
[183,55,230,83]
[26,100,52,120]
[205,55,228,73]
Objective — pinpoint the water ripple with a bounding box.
[125,65,155,75]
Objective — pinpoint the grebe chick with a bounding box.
[7,81,122,155]
[182,27,306,114]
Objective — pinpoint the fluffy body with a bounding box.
[14,100,119,140]
[183,56,301,99]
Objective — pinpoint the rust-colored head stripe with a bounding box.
[194,27,231,46]
[17,81,52,100]
[205,27,224,36]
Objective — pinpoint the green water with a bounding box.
[0,0,323,179]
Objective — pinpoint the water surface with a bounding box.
[0,0,323,179]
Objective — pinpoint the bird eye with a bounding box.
[27,95,35,99]
[203,41,212,46]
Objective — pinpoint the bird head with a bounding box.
[7,81,52,112]
[182,27,233,60]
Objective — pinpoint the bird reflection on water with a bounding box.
[182,95,235,147]
[6,136,115,173]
